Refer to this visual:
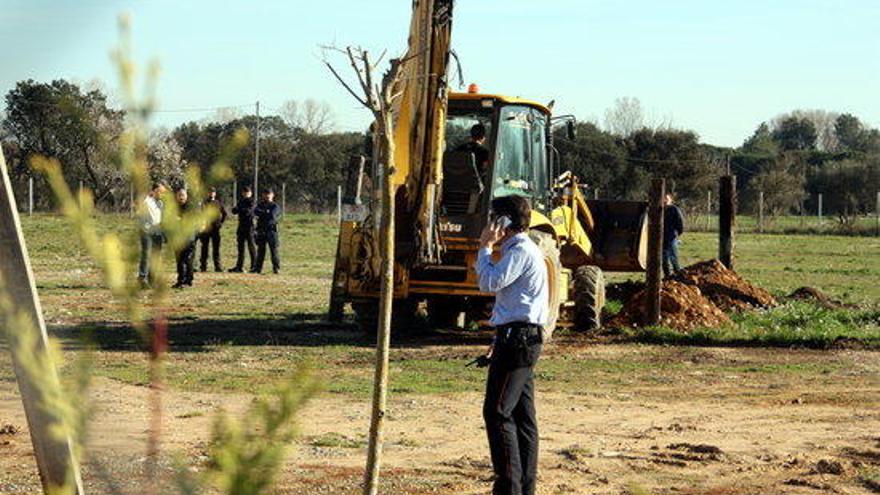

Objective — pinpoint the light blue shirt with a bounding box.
[475,232,549,327]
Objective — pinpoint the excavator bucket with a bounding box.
[585,200,648,272]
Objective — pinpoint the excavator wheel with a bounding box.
[572,265,606,331]
[529,230,562,342]
[352,298,420,335]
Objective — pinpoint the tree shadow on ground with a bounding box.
[48,313,492,353]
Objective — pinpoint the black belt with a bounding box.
[496,322,542,341]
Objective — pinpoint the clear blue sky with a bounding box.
[2,0,878,146]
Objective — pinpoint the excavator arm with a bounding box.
[387,0,455,264]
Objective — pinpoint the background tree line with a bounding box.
[560,98,880,227]
[3,80,879,223]
[1,79,363,212]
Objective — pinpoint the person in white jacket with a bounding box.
[138,182,166,287]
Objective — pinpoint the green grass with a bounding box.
[620,302,880,349]
[2,212,878,400]
[607,231,880,306]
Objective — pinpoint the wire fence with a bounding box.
[685,189,880,236]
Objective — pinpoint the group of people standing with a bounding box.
[137,183,283,289]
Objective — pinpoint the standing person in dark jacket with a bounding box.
[663,193,685,277]
[172,188,197,289]
[455,123,490,179]
[229,186,256,272]
[198,187,227,272]
[252,188,281,274]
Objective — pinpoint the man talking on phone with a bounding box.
[475,195,548,495]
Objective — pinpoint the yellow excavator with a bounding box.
[328,0,648,337]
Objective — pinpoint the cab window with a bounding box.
[492,105,548,208]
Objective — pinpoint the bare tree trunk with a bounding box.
[363,114,395,495]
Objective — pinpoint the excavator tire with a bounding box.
[529,230,562,342]
[572,265,606,331]
[352,298,420,335]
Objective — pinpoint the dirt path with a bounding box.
[2,345,879,494]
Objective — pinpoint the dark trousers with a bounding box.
[199,230,223,271]
[662,238,681,277]
[483,360,539,495]
[233,228,256,271]
[138,233,164,281]
[254,230,280,273]
[176,241,195,285]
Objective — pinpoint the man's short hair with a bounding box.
[490,195,531,232]
[470,123,486,141]
[242,185,252,194]
[151,182,165,191]
[262,188,275,195]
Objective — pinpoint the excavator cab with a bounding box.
[439,93,552,240]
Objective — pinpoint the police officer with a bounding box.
[172,188,197,288]
[198,187,227,272]
[229,186,256,273]
[475,195,548,495]
[252,188,281,274]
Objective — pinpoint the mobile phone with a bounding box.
[494,215,512,230]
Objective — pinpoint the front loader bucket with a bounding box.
[586,200,648,272]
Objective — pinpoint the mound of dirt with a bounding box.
[606,280,645,303]
[608,279,731,331]
[670,260,777,311]
[788,286,855,309]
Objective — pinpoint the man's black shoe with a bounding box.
[272,268,280,274]
[228,267,243,273]
[171,282,185,289]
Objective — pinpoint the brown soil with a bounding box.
[608,259,777,331]
[671,260,777,311]
[788,286,858,310]
[2,345,879,495]
[608,280,732,330]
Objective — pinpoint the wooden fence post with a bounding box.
[28,177,34,216]
[337,185,343,223]
[0,153,85,494]
[719,175,736,269]
[281,183,286,217]
[758,190,764,233]
[706,190,711,231]
[644,177,665,326]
